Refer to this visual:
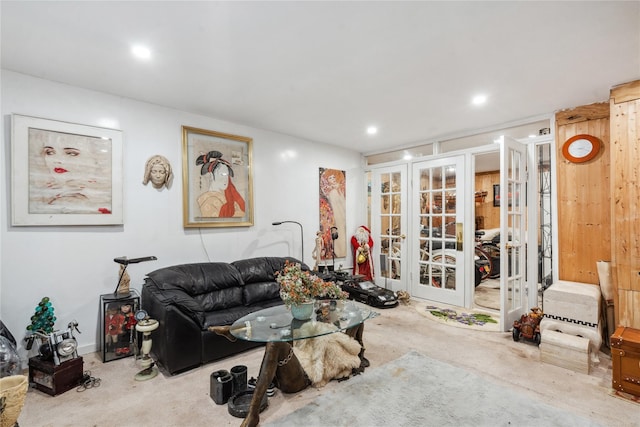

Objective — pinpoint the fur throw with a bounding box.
[293,322,362,387]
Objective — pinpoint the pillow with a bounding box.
[195,288,243,311]
[243,282,280,306]
[147,263,243,295]
[232,257,309,284]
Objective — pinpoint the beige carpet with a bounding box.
[17,301,638,427]
[474,279,500,310]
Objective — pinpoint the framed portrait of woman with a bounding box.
[181,126,254,228]
[11,114,123,226]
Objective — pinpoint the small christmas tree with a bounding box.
[26,297,56,334]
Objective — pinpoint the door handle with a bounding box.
[400,234,406,239]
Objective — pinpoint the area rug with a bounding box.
[265,351,602,427]
[416,303,500,332]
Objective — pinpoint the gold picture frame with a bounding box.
[181,126,254,228]
[11,114,123,226]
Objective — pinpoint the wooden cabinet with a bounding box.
[611,326,640,397]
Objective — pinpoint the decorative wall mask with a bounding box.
[143,155,173,189]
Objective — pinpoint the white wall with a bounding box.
[0,71,364,360]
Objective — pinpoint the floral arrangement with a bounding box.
[276,260,347,307]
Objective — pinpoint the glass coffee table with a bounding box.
[230,300,376,342]
[227,300,377,427]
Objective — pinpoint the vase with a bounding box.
[290,301,315,320]
[0,375,28,427]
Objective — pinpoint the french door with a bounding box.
[370,165,407,292]
[500,137,529,331]
[411,156,466,307]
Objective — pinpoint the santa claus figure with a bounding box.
[351,225,375,281]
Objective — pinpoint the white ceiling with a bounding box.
[2,1,639,155]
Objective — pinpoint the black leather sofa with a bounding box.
[141,256,306,375]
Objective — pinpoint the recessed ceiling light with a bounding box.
[131,45,151,60]
[366,126,378,135]
[472,94,487,105]
[528,134,536,138]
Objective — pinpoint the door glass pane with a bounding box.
[420,170,430,191]
[445,165,456,189]
[392,194,401,214]
[508,277,515,309]
[392,217,401,235]
[381,195,389,214]
[392,172,400,188]
[432,167,442,189]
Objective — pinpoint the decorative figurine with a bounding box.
[26,297,56,335]
[116,264,131,295]
[512,307,543,344]
[311,231,325,271]
[351,225,375,281]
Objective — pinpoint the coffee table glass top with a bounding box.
[230,300,376,343]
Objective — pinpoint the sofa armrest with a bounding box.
[141,284,204,375]
[143,279,205,327]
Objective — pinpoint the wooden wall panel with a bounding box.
[556,103,611,285]
[618,290,640,328]
[610,80,640,329]
[474,171,500,230]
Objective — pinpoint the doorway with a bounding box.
[472,151,501,312]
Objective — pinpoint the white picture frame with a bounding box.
[11,114,123,226]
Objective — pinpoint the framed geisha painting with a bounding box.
[181,126,254,228]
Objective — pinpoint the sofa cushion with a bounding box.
[195,287,244,311]
[147,262,244,295]
[203,298,284,327]
[232,257,307,284]
[243,281,281,306]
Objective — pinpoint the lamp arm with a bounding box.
[112,256,157,295]
[272,220,304,263]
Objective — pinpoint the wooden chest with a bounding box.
[28,356,83,396]
[611,326,640,397]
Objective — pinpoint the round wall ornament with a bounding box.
[561,134,601,163]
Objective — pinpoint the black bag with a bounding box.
[0,320,17,346]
